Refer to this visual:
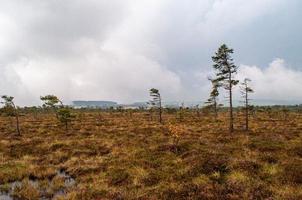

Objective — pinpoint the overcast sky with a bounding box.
[0,0,302,105]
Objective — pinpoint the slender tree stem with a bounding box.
[214,99,217,121]
[245,87,249,131]
[159,95,162,124]
[13,103,21,136]
[229,71,234,133]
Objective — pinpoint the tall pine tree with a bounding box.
[212,44,239,133]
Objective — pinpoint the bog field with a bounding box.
[0,109,302,200]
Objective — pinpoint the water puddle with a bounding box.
[0,194,13,200]
[0,169,75,200]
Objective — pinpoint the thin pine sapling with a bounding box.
[40,95,63,119]
[149,88,163,123]
[205,78,222,121]
[240,78,254,131]
[1,96,21,135]
[57,107,75,132]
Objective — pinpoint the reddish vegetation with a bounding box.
[0,109,302,199]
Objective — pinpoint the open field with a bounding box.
[0,110,302,199]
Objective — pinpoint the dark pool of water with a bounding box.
[0,170,75,200]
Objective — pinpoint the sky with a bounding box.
[0,0,302,106]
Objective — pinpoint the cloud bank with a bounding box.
[0,0,301,105]
[238,59,302,103]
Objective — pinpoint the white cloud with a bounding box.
[238,58,302,102]
[0,0,182,105]
[6,44,182,105]
[0,0,297,105]
[195,58,302,105]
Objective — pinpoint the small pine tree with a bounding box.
[281,106,289,121]
[240,78,254,131]
[1,95,21,135]
[40,95,74,132]
[149,88,162,123]
[57,107,75,132]
[205,78,221,121]
[195,105,200,118]
[212,44,239,133]
[40,95,63,119]
[177,102,185,122]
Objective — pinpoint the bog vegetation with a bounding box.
[0,45,301,199]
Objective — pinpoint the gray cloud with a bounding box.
[0,0,301,105]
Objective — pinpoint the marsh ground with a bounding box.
[0,110,302,199]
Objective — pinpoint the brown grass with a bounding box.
[0,110,302,199]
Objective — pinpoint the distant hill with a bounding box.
[72,101,118,108]
[251,99,302,106]
[71,99,302,109]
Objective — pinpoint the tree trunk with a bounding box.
[65,121,68,133]
[245,88,249,131]
[196,107,200,118]
[214,99,218,121]
[15,113,21,136]
[229,72,234,133]
[149,110,153,121]
[13,104,21,136]
[159,96,162,124]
